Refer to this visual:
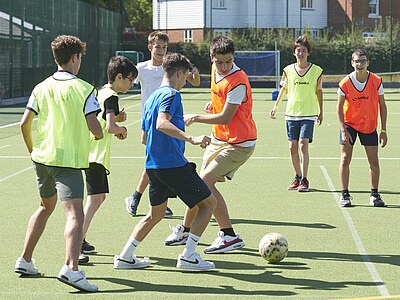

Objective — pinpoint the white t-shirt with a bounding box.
[135,60,164,111]
[337,71,384,96]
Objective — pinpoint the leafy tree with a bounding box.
[124,0,152,31]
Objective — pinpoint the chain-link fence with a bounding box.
[0,0,121,101]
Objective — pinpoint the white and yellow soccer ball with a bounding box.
[259,233,288,263]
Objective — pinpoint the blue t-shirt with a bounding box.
[142,85,188,169]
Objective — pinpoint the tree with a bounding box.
[124,0,152,31]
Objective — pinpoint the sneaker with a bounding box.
[176,252,215,271]
[298,178,310,192]
[113,255,150,269]
[340,194,352,207]
[15,257,38,275]
[165,224,189,246]
[204,231,245,254]
[125,195,140,216]
[81,239,95,254]
[370,194,385,207]
[288,176,301,190]
[57,265,98,292]
[165,207,174,217]
[79,253,89,264]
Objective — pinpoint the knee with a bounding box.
[198,194,217,212]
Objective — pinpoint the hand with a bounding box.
[340,129,353,145]
[269,108,277,119]
[116,108,127,122]
[190,135,211,148]
[379,132,387,148]
[188,67,199,79]
[317,113,323,126]
[115,131,127,140]
[204,101,213,113]
[184,114,197,126]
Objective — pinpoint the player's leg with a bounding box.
[125,168,148,215]
[298,120,314,192]
[82,193,106,251]
[15,162,57,275]
[339,126,356,207]
[287,120,302,189]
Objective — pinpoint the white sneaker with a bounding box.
[57,265,98,292]
[204,231,245,254]
[339,194,352,207]
[165,224,189,246]
[370,194,385,207]
[176,252,215,271]
[15,257,38,275]
[113,255,150,269]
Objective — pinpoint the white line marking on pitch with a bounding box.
[0,145,10,149]
[320,165,390,297]
[0,166,33,184]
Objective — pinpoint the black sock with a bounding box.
[371,188,378,196]
[342,189,350,196]
[133,191,142,201]
[221,228,236,237]
[183,226,190,233]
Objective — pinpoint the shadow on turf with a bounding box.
[225,218,336,229]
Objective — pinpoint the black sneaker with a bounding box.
[78,253,89,264]
[81,239,95,254]
[370,194,385,207]
[165,207,174,217]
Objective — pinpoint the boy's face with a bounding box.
[351,54,369,72]
[149,38,168,64]
[293,44,309,61]
[211,53,234,76]
[120,72,136,93]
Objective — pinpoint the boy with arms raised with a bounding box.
[337,48,387,207]
[15,35,102,292]
[125,31,200,216]
[114,53,216,270]
[81,56,138,256]
[165,36,257,254]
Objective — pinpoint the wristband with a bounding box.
[381,129,387,133]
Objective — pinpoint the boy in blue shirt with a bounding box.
[114,53,216,270]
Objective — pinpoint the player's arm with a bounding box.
[337,94,352,144]
[106,112,127,135]
[185,102,239,126]
[156,112,210,147]
[378,94,388,147]
[270,73,287,119]
[141,130,147,145]
[86,113,103,140]
[20,109,35,153]
[316,75,323,126]
[187,67,200,87]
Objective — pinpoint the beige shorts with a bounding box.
[200,141,255,181]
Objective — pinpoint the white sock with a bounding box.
[119,237,140,259]
[182,233,200,257]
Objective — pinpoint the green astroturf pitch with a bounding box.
[1,88,400,299]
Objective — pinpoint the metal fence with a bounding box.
[0,0,121,101]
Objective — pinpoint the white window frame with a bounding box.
[368,0,380,18]
[301,0,313,9]
[213,29,230,37]
[212,0,226,9]
[184,29,193,43]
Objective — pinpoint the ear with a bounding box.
[148,44,153,52]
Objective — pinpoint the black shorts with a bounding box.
[340,125,378,146]
[85,163,109,195]
[146,163,211,208]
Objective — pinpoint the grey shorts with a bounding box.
[33,162,84,201]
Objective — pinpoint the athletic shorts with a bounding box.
[85,163,109,195]
[201,141,255,181]
[146,163,211,208]
[33,162,84,201]
[340,125,378,146]
[286,119,315,143]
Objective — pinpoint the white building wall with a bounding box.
[153,0,204,29]
[153,0,327,30]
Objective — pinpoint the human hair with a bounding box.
[162,53,192,78]
[107,56,138,83]
[51,35,86,66]
[292,34,311,53]
[148,31,169,45]
[210,36,235,57]
[352,48,369,61]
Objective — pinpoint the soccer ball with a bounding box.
[259,233,288,263]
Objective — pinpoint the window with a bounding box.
[301,0,313,9]
[214,29,230,37]
[213,0,226,9]
[369,0,380,16]
[184,30,193,43]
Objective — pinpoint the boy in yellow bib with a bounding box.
[270,34,323,192]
